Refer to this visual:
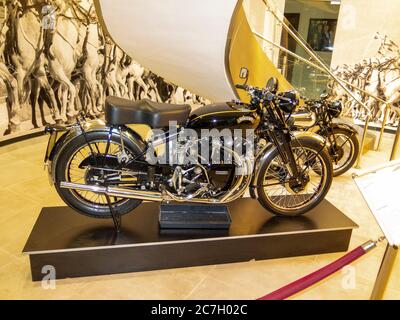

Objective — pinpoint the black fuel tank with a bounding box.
[187,102,260,131]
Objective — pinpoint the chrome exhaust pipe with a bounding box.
[60,173,251,204]
[60,182,163,202]
[60,181,230,204]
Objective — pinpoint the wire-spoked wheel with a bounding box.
[257,139,333,216]
[55,131,143,218]
[327,128,359,176]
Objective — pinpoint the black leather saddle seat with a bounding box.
[105,96,191,128]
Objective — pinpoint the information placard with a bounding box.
[354,160,400,246]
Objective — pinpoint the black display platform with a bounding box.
[23,198,358,281]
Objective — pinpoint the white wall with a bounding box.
[332,0,400,67]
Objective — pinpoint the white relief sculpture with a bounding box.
[330,32,400,126]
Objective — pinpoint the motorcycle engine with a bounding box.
[168,164,213,198]
[165,136,246,199]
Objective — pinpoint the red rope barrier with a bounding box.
[258,241,376,300]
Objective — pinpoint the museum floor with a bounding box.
[0,133,399,300]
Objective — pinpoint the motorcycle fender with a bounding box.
[330,123,358,136]
[317,123,358,148]
[249,143,275,199]
[292,131,327,148]
[249,131,327,199]
[47,119,146,184]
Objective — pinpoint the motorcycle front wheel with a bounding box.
[257,138,333,216]
[54,131,143,218]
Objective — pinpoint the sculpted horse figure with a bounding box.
[74,3,103,117]
[329,34,400,124]
[142,71,162,102]
[115,55,148,100]
[374,33,400,124]
[357,59,371,91]
[375,32,400,57]
[127,60,148,101]
[363,58,384,120]
[6,0,61,127]
[103,43,123,97]
[333,62,373,120]
[152,76,176,103]
[0,9,21,132]
[347,65,367,120]
[47,0,88,121]
[114,52,131,98]
[379,57,400,125]
[331,66,352,116]
[170,87,194,104]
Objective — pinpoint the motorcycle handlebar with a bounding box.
[235,84,250,90]
[235,84,276,102]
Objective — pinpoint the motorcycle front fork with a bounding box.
[270,131,300,177]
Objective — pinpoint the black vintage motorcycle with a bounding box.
[44,78,333,218]
[289,94,360,176]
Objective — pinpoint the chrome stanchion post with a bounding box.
[371,243,398,300]
[376,104,390,151]
[390,111,400,161]
[355,115,370,169]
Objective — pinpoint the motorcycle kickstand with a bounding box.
[105,194,122,233]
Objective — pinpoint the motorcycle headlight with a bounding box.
[278,90,299,113]
[328,101,342,118]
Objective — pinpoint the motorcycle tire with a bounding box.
[328,128,359,177]
[257,137,333,217]
[54,131,143,219]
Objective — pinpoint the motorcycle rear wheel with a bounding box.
[54,131,143,219]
